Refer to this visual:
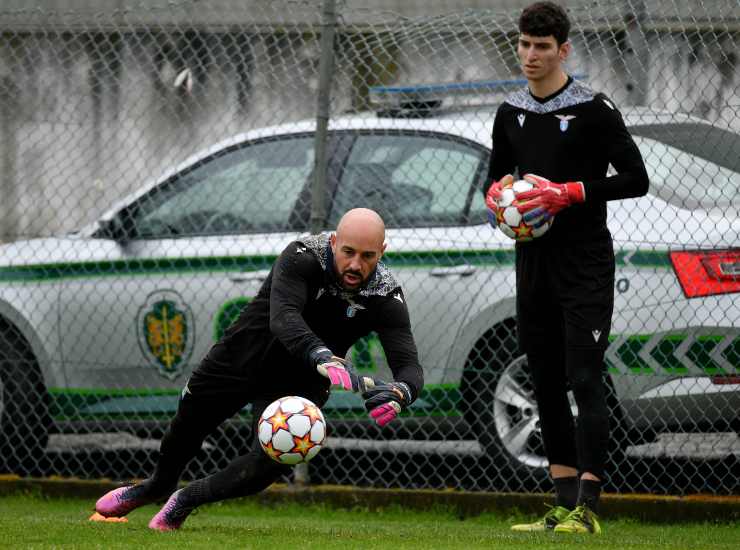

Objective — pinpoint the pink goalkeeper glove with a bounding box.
[515,173,585,222]
[363,381,413,427]
[311,347,373,393]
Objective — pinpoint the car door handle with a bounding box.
[228,269,270,283]
[429,264,477,277]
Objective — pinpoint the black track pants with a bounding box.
[150,352,329,497]
[516,238,614,479]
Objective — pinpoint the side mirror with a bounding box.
[96,216,131,245]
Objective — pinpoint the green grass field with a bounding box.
[1,493,738,549]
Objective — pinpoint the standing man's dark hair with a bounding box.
[484,0,649,536]
[519,1,571,45]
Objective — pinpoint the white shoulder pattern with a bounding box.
[297,234,400,298]
[505,80,596,114]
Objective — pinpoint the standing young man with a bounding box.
[93,208,423,531]
[485,1,649,534]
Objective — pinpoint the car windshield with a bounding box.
[630,122,740,210]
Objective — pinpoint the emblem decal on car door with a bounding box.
[137,290,195,380]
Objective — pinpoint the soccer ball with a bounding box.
[257,395,327,465]
[495,179,553,242]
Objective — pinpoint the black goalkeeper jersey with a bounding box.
[486,77,649,244]
[213,234,424,401]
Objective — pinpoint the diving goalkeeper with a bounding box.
[93,208,424,530]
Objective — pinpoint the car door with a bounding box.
[329,131,490,389]
[57,134,319,418]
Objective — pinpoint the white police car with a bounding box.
[0,80,738,484]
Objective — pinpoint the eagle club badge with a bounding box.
[345,297,366,318]
[555,114,576,132]
[137,290,195,380]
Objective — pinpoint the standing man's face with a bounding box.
[517,33,570,82]
[330,231,385,290]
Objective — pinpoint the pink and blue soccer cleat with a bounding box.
[95,485,154,518]
[148,489,195,531]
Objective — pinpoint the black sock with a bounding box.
[125,478,175,502]
[553,476,578,509]
[577,479,601,513]
[176,478,213,509]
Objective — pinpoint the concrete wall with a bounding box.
[0,0,738,239]
[1,1,739,29]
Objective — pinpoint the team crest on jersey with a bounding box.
[137,290,195,380]
[346,298,366,318]
[555,114,576,132]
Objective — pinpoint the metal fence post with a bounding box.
[297,0,338,489]
[621,0,648,106]
[310,0,338,235]
[0,75,19,243]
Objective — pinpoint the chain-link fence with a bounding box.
[0,0,738,496]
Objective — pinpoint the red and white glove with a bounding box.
[515,173,585,222]
[363,381,413,427]
[484,175,513,229]
[311,347,372,393]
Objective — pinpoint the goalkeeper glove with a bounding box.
[515,173,585,222]
[363,381,413,427]
[311,347,372,393]
[484,175,513,229]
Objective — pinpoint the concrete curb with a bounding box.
[1,476,738,523]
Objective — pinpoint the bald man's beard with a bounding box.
[340,269,364,289]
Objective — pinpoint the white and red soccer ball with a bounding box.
[495,179,553,242]
[258,396,327,465]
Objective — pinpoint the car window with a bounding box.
[330,133,487,227]
[130,136,314,237]
[630,123,740,210]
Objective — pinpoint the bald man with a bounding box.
[93,208,424,531]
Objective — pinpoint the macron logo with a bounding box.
[592,330,602,342]
[393,293,404,304]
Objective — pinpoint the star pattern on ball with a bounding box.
[268,408,290,433]
[303,404,323,424]
[293,434,314,457]
[263,442,282,461]
[513,224,533,239]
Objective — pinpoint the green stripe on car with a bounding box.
[0,248,671,283]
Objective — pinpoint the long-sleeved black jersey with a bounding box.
[214,234,424,401]
[486,77,649,244]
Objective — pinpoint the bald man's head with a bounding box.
[330,208,387,290]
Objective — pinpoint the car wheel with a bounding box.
[0,325,51,475]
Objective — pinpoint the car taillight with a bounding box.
[711,375,740,385]
[669,249,740,298]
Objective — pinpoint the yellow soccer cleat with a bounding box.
[510,504,571,532]
[553,505,602,534]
